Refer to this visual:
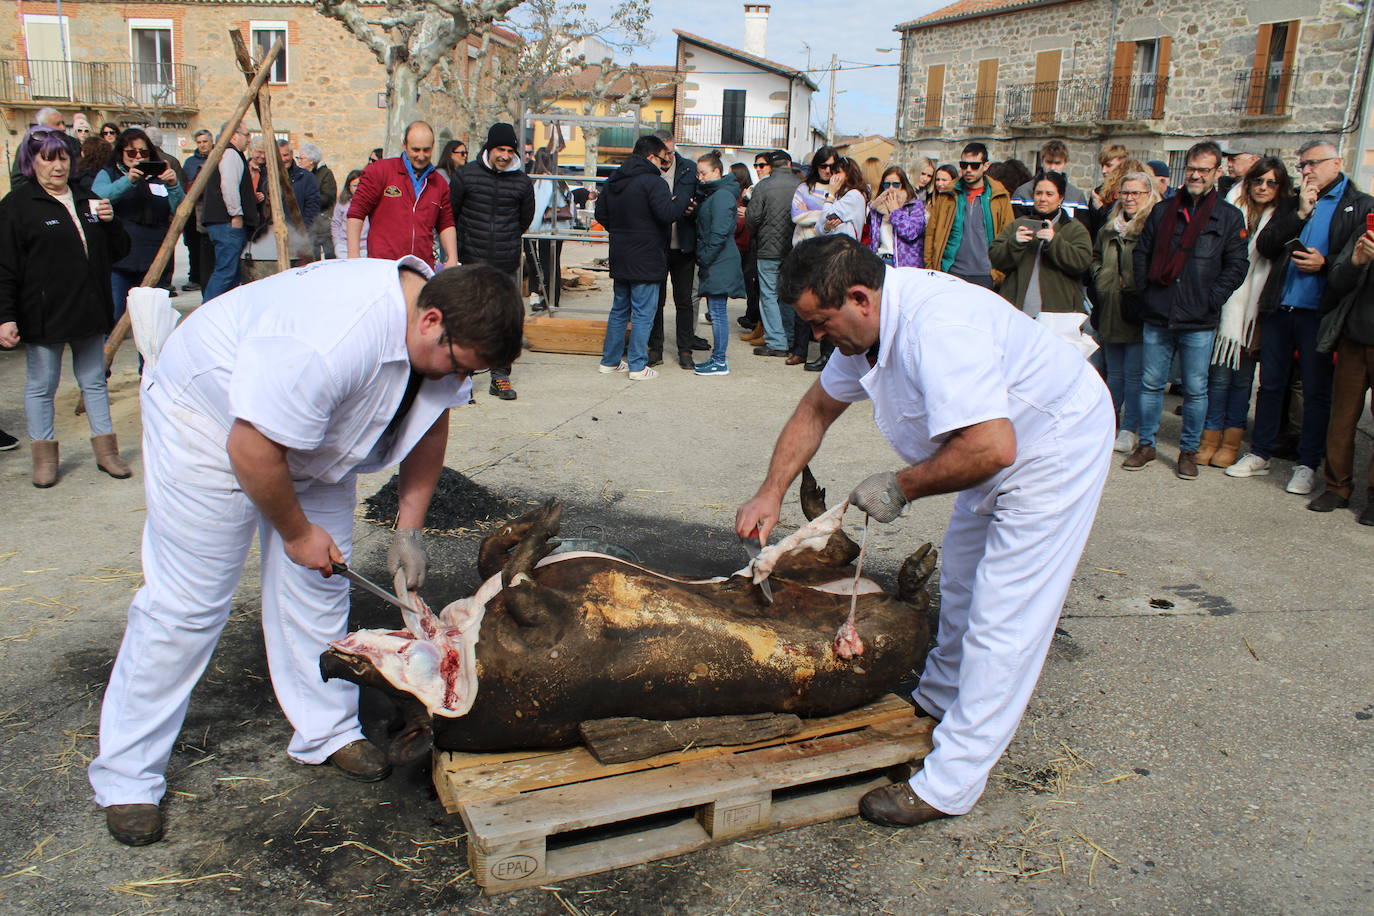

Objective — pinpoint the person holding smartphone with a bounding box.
[92,128,184,321]
[1227,140,1373,497]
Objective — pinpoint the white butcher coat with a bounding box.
[89,257,469,807]
[820,267,1114,815]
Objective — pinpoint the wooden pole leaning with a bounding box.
[101,38,284,371]
[230,30,302,271]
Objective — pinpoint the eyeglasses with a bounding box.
[1183,165,1218,176]
[100,129,117,137]
[1254,178,1281,188]
[124,148,151,158]
[1118,190,1148,197]
[819,161,839,171]
[958,160,985,170]
[880,181,902,189]
[1297,157,1336,171]
[454,150,468,158]
[445,343,476,379]
[754,161,769,169]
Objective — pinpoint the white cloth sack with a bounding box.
[1036,311,1099,360]
[126,286,180,372]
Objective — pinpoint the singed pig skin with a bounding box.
[322,476,936,754]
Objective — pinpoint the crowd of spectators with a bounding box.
[3,108,1373,525]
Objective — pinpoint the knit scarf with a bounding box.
[1147,188,1218,286]
[1212,185,1274,370]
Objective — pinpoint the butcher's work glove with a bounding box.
[387,528,427,590]
[850,471,908,523]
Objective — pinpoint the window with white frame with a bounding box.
[251,22,289,83]
[129,19,174,106]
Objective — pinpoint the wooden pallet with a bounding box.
[524,315,612,355]
[433,695,934,895]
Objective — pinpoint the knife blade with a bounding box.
[740,528,773,603]
[332,562,414,615]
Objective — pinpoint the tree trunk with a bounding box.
[387,65,420,155]
[584,129,599,177]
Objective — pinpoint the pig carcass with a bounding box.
[321,470,935,760]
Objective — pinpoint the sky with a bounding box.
[574,0,950,139]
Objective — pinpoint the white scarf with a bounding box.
[1213,185,1274,369]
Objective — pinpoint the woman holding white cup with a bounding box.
[0,126,131,488]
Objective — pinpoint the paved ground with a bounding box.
[0,251,1370,915]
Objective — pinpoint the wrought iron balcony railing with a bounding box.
[1231,68,1297,117]
[676,113,787,149]
[1003,78,1103,125]
[0,59,199,111]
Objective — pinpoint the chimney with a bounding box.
[743,4,770,58]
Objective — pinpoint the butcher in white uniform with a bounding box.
[89,258,524,846]
[736,235,1114,827]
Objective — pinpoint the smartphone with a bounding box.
[140,157,163,176]
[1366,212,1374,234]
[1284,238,1310,257]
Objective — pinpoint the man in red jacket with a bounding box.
[346,121,457,268]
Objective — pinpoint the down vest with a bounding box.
[449,153,535,273]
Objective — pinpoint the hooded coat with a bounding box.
[694,174,747,298]
[449,148,535,273]
[594,155,692,283]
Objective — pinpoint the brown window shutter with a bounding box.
[1152,36,1171,118]
[1276,21,1300,113]
[925,64,945,128]
[975,58,998,124]
[1247,24,1273,114]
[1107,41,1133,120]
[1032,50,1061,121]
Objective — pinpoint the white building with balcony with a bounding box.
[672,5,817,163]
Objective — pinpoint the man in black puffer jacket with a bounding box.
[594,135,694,379]
[450,122,535,400]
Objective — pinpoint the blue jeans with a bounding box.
[1102,342,1142,433]
[1139,324,1214,452]
[203,223,247,302]
[1250,309,1332,467]
[601,280,660,372]
[1205,356,1257,431]
[25,334,112,441]
[756,258,793,351]
[704,295,728,364]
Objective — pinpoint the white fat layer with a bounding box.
[535,550,728,585]
[751,501,850,583]
[812,577,885,596]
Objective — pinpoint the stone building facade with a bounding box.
[894,0,1374,191]
[0,1,512,194]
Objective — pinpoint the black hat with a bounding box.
[766,149,791,166]
[485,122,519,151]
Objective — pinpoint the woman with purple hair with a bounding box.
[0,126,131,487]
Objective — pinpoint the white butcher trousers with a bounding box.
[88,389,364,807]
[910,376,1114,815]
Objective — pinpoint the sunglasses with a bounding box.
[880,181,902,189]
[819,161,839,170]
[1254,178,1281,188]
[755,161,769,168]
[125,148,151,158]
[101,129,117,136]
[958,160,985,170]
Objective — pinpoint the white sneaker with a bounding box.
[1285,465,1316,495]
[1113,430,1138,454]
[598,361,628,374]
[1224,453,1271,478]
[628,367,658,381]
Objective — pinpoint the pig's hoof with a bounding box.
[858,782,952,828]
[328,739,392,782]
[105,803,164,846]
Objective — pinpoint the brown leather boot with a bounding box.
[105,803,163,846]
[327,739,391,782]
[92,433,132,479]
[858,781,952,828]
[1210,427,1244,467]
[1195,429,1222,466]
[31,440,58,488]
[740,326,764,344]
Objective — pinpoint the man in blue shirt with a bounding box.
[1228,140,1373,496]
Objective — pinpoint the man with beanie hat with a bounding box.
[449,122,535,400]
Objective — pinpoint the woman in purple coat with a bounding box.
[867,165,925,268]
